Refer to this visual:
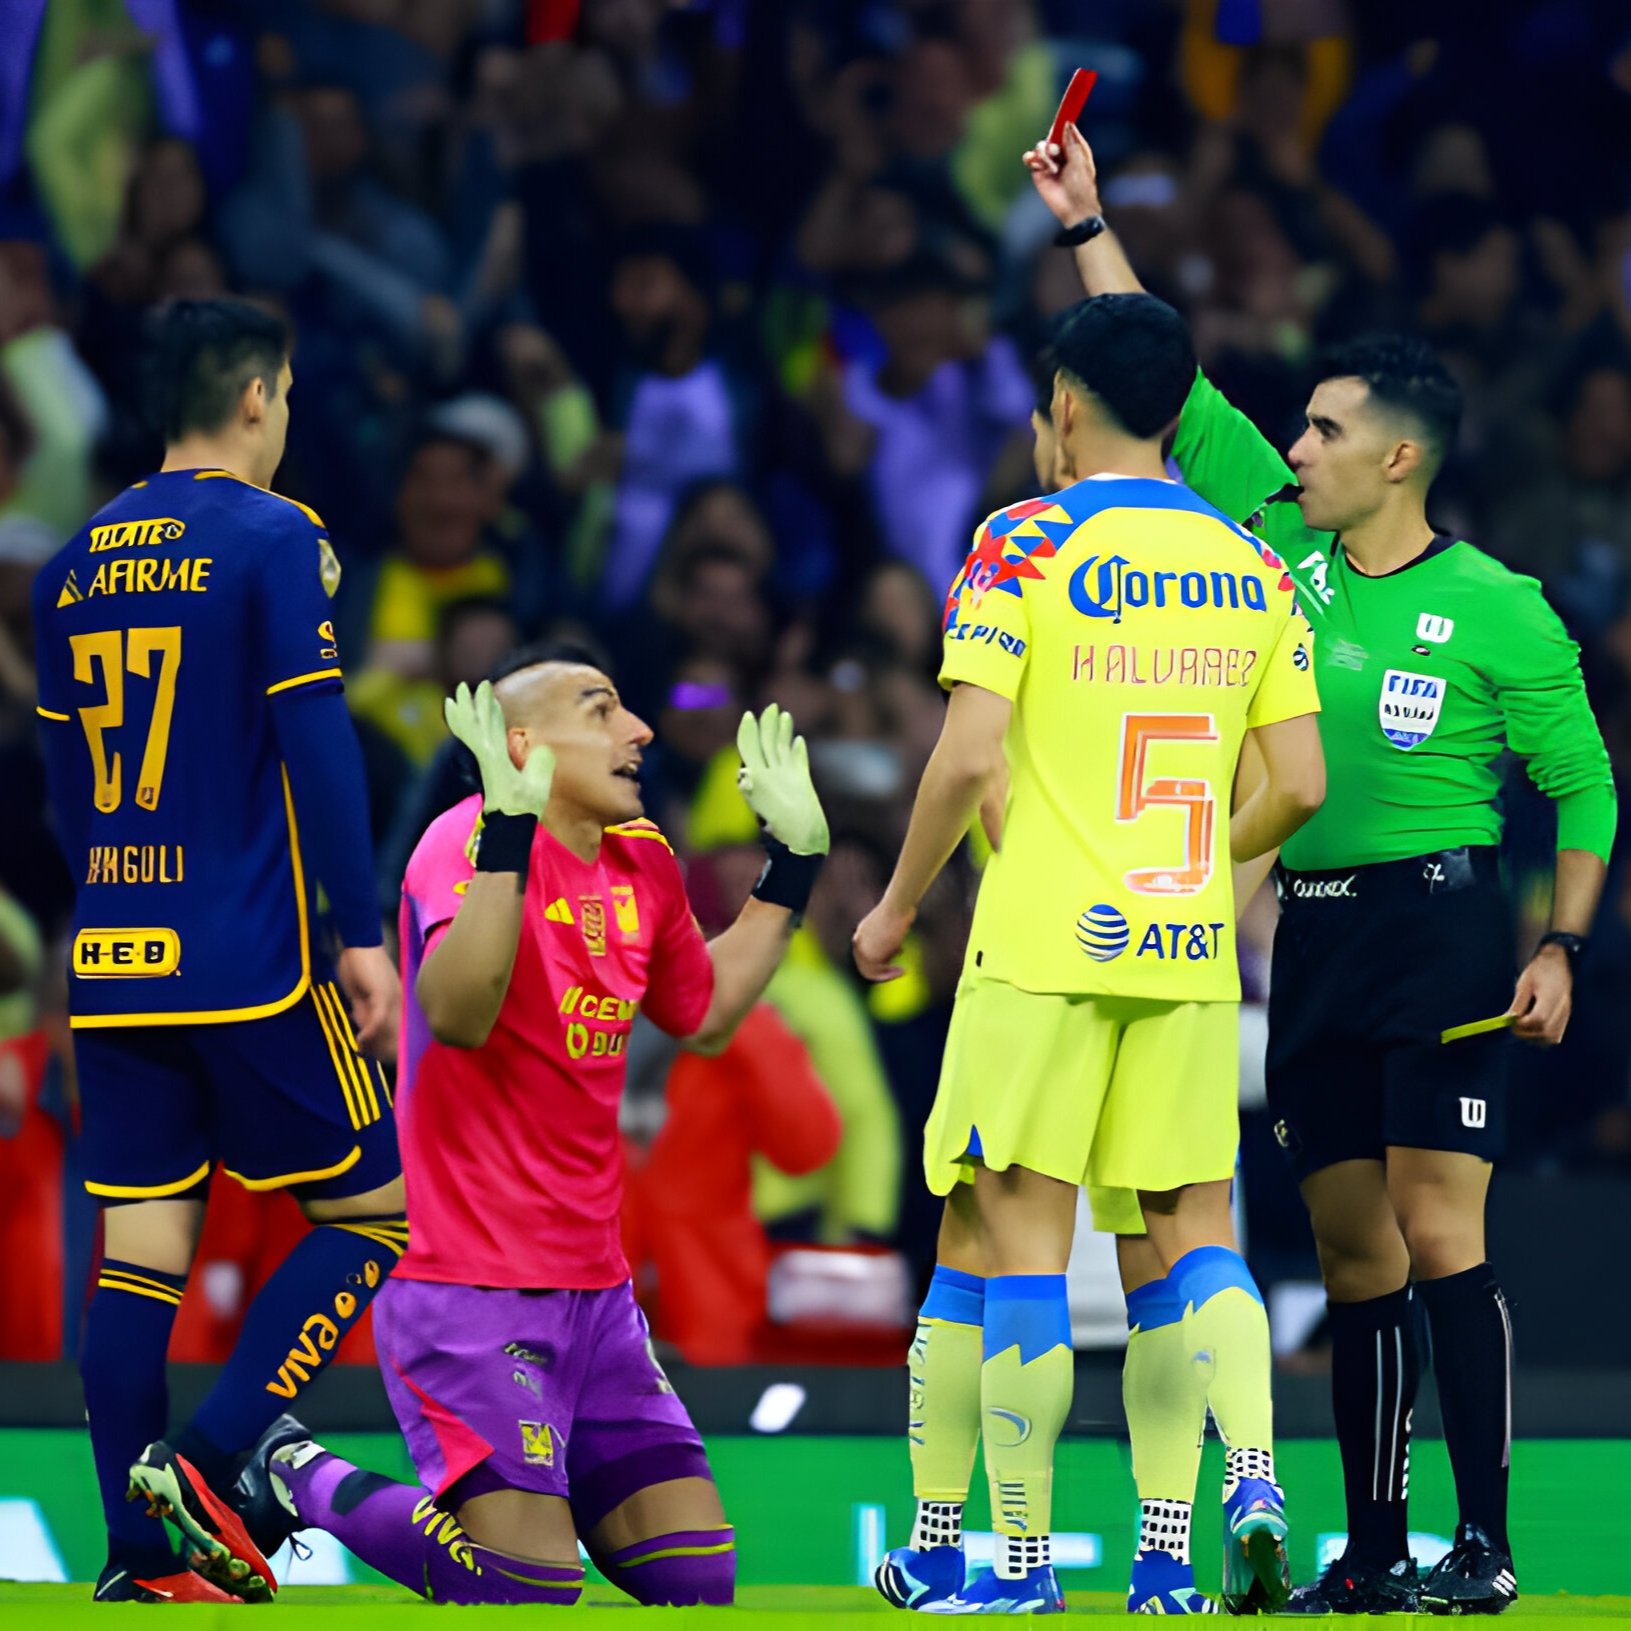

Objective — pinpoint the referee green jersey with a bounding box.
[1173,372,1616,871]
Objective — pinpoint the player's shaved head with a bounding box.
[493,662,612,729]
[485,639,651,829]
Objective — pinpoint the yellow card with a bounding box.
[1440,1013,1516,1044]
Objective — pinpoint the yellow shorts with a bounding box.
[924,978,1239,1233]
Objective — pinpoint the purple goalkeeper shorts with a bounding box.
[373,1277,712,1531]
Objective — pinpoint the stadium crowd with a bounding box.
[3,0,1631,1366]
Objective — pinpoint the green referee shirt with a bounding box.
[1173,372,1617,871]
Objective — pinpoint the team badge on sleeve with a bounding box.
[318,537,342,598]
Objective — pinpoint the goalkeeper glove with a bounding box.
[736,703,829,856]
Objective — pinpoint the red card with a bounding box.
[1046,68,1098,151]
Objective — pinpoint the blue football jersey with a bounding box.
[33,468,348,1027]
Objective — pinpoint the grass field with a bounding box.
[4,1582,1631,1625]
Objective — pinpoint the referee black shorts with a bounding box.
[1266,845,1514,1182]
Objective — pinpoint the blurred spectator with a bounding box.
[833,250,1034,593]
[351,594,522,768]
[363,428,512,678]
[600,226,751,608]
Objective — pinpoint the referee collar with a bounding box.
[1335,531,1456,579]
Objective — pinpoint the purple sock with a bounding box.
[594,1526,736,1605]
[276,1448,583,1605]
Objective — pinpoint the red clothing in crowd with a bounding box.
[622,1003,840,1365]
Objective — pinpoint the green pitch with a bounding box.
[3,1582,1631,1625]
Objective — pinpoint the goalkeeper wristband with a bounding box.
[751,833,823,920]
[475,810,537,881]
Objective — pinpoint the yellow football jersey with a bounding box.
[939,475,1318,1000]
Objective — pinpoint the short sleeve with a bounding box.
[639,849,715,1038]
[938,517,1034,700]
[404,802,481,943]
[1247,609,1319,728]
[256,508,346,697]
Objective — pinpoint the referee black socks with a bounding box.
[1417,1263,1513,1554]
[1327,1283,1420,1567]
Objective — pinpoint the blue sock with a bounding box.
[83,1259,187,1572]
[180,1216,407,1481]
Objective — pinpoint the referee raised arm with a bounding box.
[1025,126,1616,1616]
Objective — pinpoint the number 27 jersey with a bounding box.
[32,468,347,1027]
[940,475,1319,1002]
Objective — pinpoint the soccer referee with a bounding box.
[1026,127,1616,1615]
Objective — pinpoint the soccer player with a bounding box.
[854,292,1325,1615]
[224,662,830,1606]
[29,299,404,1603]
[1011,322,1286,1617]
[1032,126,1617,1613]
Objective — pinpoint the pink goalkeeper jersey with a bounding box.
[395,797,714,1289]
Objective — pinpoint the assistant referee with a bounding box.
[1025,125,1616,1617]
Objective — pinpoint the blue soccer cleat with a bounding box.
[1128,1548,1219,1614]
[918,1563,1065,1615]
[1221,1477,1290,1614]
[876,1544,966,1610]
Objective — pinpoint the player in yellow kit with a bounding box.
[855,294,1325,1615]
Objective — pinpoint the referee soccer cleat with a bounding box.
[93,1560,245,1603]
[1220,1477,1289,1613]
[1280,1555,1419,1615]
[229,1413,315,1560]
[876,1543,967,1610]
[917,1563,1065,1615]
[128,1441,278,1602]
[1128,1548,1219,1613]
[1419,1523,1518,1615]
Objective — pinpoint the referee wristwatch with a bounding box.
[1534,931,1588,972]
[1053,214,1107,248]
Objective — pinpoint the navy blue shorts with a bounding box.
[75,973,400,1203]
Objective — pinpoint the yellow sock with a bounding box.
[982,1275,1073,1578]
[908,1267,984,1549]
[1171,1247,1274,1457]
[1123,1278,1209,1503]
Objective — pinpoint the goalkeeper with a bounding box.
[181,646,829,1607]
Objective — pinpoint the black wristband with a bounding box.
[1535,930,1587,971]
[1053,213,1107,248]
[751,833,824,921]
[474,810,537,879]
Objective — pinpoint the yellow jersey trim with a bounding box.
[225,1144,361,1192]
[85,1159,212,1199]
[311,983,363,1129]
[99,1266,185,1298]
[314,982,378,1127]
[604,821,673,852]
[36,705,70,721]
[326,982,381,1123]
[192,470,325,529]
[267,667,343,697]
[69,767,313,1028]
[96,1278,183,1306]
[334,1221,409,1258]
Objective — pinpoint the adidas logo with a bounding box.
[56,570,83,607]
[544,898,574,924]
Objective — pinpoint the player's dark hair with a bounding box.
[488,637,611,686]
[142,299,290,443]
[1050,293,1196,440]
[1314,333,1462,469]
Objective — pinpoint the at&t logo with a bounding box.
[1076,903,1130,961]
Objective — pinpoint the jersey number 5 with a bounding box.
[1116,712,1218,896]
[70,627,182,813]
